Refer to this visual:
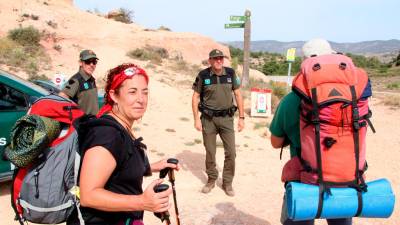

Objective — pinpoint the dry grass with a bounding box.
[0,36,51,75]
[127,45,168,65]
[382,95,400,108]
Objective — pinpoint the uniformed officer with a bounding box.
[191,49,245,197]
[60,49,99,115]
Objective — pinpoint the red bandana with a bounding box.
[97,66,149,117]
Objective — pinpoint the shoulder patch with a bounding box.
[68,79,75,85]
[235,77,241,85]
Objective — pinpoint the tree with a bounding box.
[395,51,400,66]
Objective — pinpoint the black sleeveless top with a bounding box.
[68,115,151,225]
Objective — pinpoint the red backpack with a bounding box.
[290,54,375,217]
[10,95,85,225]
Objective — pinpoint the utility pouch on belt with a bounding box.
[199,103,237,118]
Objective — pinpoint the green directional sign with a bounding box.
[224,23,245,29]
[230,15,248,22]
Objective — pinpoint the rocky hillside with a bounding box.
[0,0,229,79]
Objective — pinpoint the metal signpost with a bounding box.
[286,48,296,91]
[224,10,251,87]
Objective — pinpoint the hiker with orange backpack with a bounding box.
[67,63,180,225]
[270,38,373,225]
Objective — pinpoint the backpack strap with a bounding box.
[350,85,368,217]
[10,168,25,225]
[310,88,327,219]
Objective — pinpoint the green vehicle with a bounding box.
[0,70,104,181]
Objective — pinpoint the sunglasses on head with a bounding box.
[84,59,98,65]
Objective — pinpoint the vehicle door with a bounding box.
[0,82,30,177]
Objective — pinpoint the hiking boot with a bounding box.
[222,184,235,197]
[201,180,216,194]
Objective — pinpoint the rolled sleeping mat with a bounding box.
[286,178,395,221]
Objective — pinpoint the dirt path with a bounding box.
[1,90,399,225]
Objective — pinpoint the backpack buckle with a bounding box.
[312,63,321,71]
[339,62,347,70]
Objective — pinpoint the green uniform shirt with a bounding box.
[62,69,99,115]
[269,92,301,157]
[192,67,240,110]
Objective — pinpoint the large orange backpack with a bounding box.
[291,54,375,217]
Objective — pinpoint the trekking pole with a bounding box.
[159,158,181,225]
[153,183,172,225]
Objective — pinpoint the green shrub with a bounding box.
[0,36,50,76]
[30,14,39,20]
[229,46,243,63]
[0,38,18,59]
[386,82,400,90]
[158,26,171,31]
[8,26,41,46]
[231,57,239,71]
[147,46,169,58]
[112,8,134,24]
[46,20,58,29]
[346,53,387,69]
[28,73,49,82]
[53,44,62,52]
[269,81,288,99]
[127,46,168,64]
[395,52,400,66]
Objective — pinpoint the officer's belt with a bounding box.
[198,103,237,117]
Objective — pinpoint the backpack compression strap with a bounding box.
[350,85,368,217]
[310,88,328,219]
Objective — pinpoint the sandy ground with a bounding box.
[0,1,399,224]
[1,83,399,225]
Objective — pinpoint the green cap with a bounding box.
[209,49,226,58]
[79,49,98,61]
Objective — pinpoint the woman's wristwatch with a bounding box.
[239,116,245,120]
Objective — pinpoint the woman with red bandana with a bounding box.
[67,63,179,225]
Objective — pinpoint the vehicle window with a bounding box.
[0,83,28,110]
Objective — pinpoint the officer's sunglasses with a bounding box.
[211,56,224,61]
[84,59,98,65]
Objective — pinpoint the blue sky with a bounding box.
[74,0,400,43]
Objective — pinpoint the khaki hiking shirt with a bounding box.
[62,69,99,115]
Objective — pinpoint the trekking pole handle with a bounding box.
[153,184,172,225]
[168,158,178,181]
[160,158,179,179]
[167,158,179,164]
[154,183,169,193]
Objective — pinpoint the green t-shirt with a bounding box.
[269,92,301,157]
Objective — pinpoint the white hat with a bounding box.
[302,38,336,58]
